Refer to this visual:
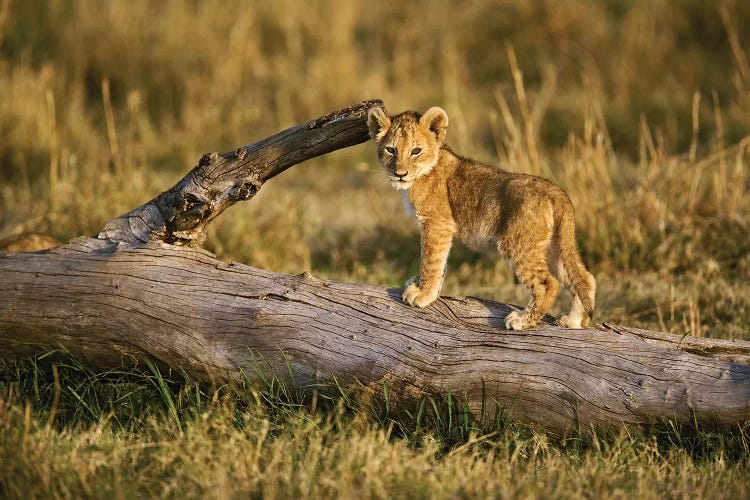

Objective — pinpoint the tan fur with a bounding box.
[368,106,596,330]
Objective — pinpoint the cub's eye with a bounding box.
[411,147,422,156]
[385,146,396,155]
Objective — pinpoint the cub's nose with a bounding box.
[395,170,408,179]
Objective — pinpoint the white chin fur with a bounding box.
[391,180,412,190]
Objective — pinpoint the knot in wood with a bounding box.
[236,179,261,200]
[198,152,222,167]
[198,153,212,167]
[235,147,247,160]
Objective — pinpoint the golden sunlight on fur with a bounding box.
[368,106,596,330]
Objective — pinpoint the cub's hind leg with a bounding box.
[500,206,559,330]
[554,268,595,328]
[504,249,559,331]
[547,219,596,329]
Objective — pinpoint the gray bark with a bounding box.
[1,100,749,435]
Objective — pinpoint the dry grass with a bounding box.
[4,401,748,499]
[1,0,750,497]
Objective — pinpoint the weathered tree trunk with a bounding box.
[1,100,749,435]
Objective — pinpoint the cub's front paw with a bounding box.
[404,275,419,288]
[402,283,439,308]
[504,310,536,330]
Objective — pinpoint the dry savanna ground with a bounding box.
[1,0,749,497]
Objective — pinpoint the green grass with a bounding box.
[2,356,750,498]
[1,0,750,496]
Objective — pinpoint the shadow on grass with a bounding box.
[309,224,500,278]
[3,351,749,463]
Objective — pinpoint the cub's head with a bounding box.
[367,106,449,190]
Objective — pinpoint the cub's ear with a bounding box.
[420,106,449,143]
[367,107,391,141]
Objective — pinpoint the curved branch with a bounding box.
[98,99,384,246]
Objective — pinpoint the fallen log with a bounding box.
[1,100,749,435]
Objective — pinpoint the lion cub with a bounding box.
[368,106,596,330]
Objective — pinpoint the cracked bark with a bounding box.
[1,99,749,435]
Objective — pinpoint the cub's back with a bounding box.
[446,159,573,248]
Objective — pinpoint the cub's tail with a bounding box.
[554,204,596,326]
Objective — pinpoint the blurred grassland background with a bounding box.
[1,0,750,497]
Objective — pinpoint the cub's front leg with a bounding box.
[403,221,454,308]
